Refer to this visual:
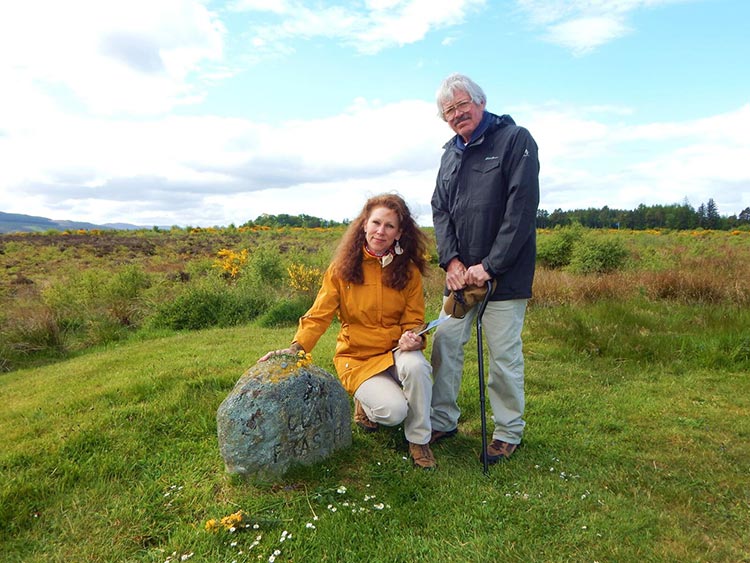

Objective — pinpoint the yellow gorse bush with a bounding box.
[213,248,249,279]
[287,263,323,294]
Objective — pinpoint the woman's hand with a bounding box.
[257,342,304,363]
[397,330,424,352]
[257,348,295,362]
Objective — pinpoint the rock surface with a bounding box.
[216,356,351,480]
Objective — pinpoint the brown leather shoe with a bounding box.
[430,427,458,444]
[482,439,520,464]
[408,442,436,470]
[354,399,378,432]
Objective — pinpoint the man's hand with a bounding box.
[445,258,467,291]
[465,264,491,286]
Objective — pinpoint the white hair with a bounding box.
[435,73,487,118]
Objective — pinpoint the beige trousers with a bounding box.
[354,349,433,445]
[430,298,528,444]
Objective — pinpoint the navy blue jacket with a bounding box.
[432,112,540,300]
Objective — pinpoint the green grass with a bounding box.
[2,300,749,562]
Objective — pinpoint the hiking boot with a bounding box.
[429,427,458,444]
[354,399,378,432]
[481,439,520,465]
[408,442,436,470]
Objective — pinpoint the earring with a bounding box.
[394,240,403,255]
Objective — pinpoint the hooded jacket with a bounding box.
[432,112,540,300]
[293,250,425,394]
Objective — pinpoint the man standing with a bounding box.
[430,73,539,464]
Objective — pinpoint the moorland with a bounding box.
[1,225,749,562]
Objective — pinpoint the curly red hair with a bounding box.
[332,193,428,290]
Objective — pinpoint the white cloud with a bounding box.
[0,97,448,226]
[514,0,687,54]
[527,103,750,215]
[235,0,486,56]
[2,93,748,227]
[546,16,630,56]
[0,0,226,115]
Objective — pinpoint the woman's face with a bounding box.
[364,206,402,255]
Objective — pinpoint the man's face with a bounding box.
[442,89,485,141]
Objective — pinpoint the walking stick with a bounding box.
[477,279,493,475]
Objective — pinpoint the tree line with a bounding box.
[537,199,750,230]
[239,199,750,231]
[242,213,347,228]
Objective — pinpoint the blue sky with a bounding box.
[1,0,748,227]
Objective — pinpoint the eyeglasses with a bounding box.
[441,99,473,121]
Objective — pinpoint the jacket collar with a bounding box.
[443,112,516,151]
[363,245,394,268]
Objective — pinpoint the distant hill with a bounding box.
[0,211,147,234]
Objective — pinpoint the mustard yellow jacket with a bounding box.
[293,250,425,395]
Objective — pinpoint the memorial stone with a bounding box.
[216,354,351,480]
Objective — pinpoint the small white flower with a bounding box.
[180,554,194,562]
[253,523,260,529]
[306,522,316,529]
[229,527,236,533]
[373,503,385,510]
[231,541,237,547]
[337,486,347,494]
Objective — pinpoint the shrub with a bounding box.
[150,287,226,330]
[567,235,629,274]
[536,225,584,269]
[287,263,323,298]
[0,306,65,370]
[213,248,249,280]
[258,297,312,328]
[247,244,286,286]
[219,290,269,326]
[105,265,152,326]
[149,284,270,331]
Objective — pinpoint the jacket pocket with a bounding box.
[471,158,501,174]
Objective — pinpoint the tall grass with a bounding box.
[3,228,749,370]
